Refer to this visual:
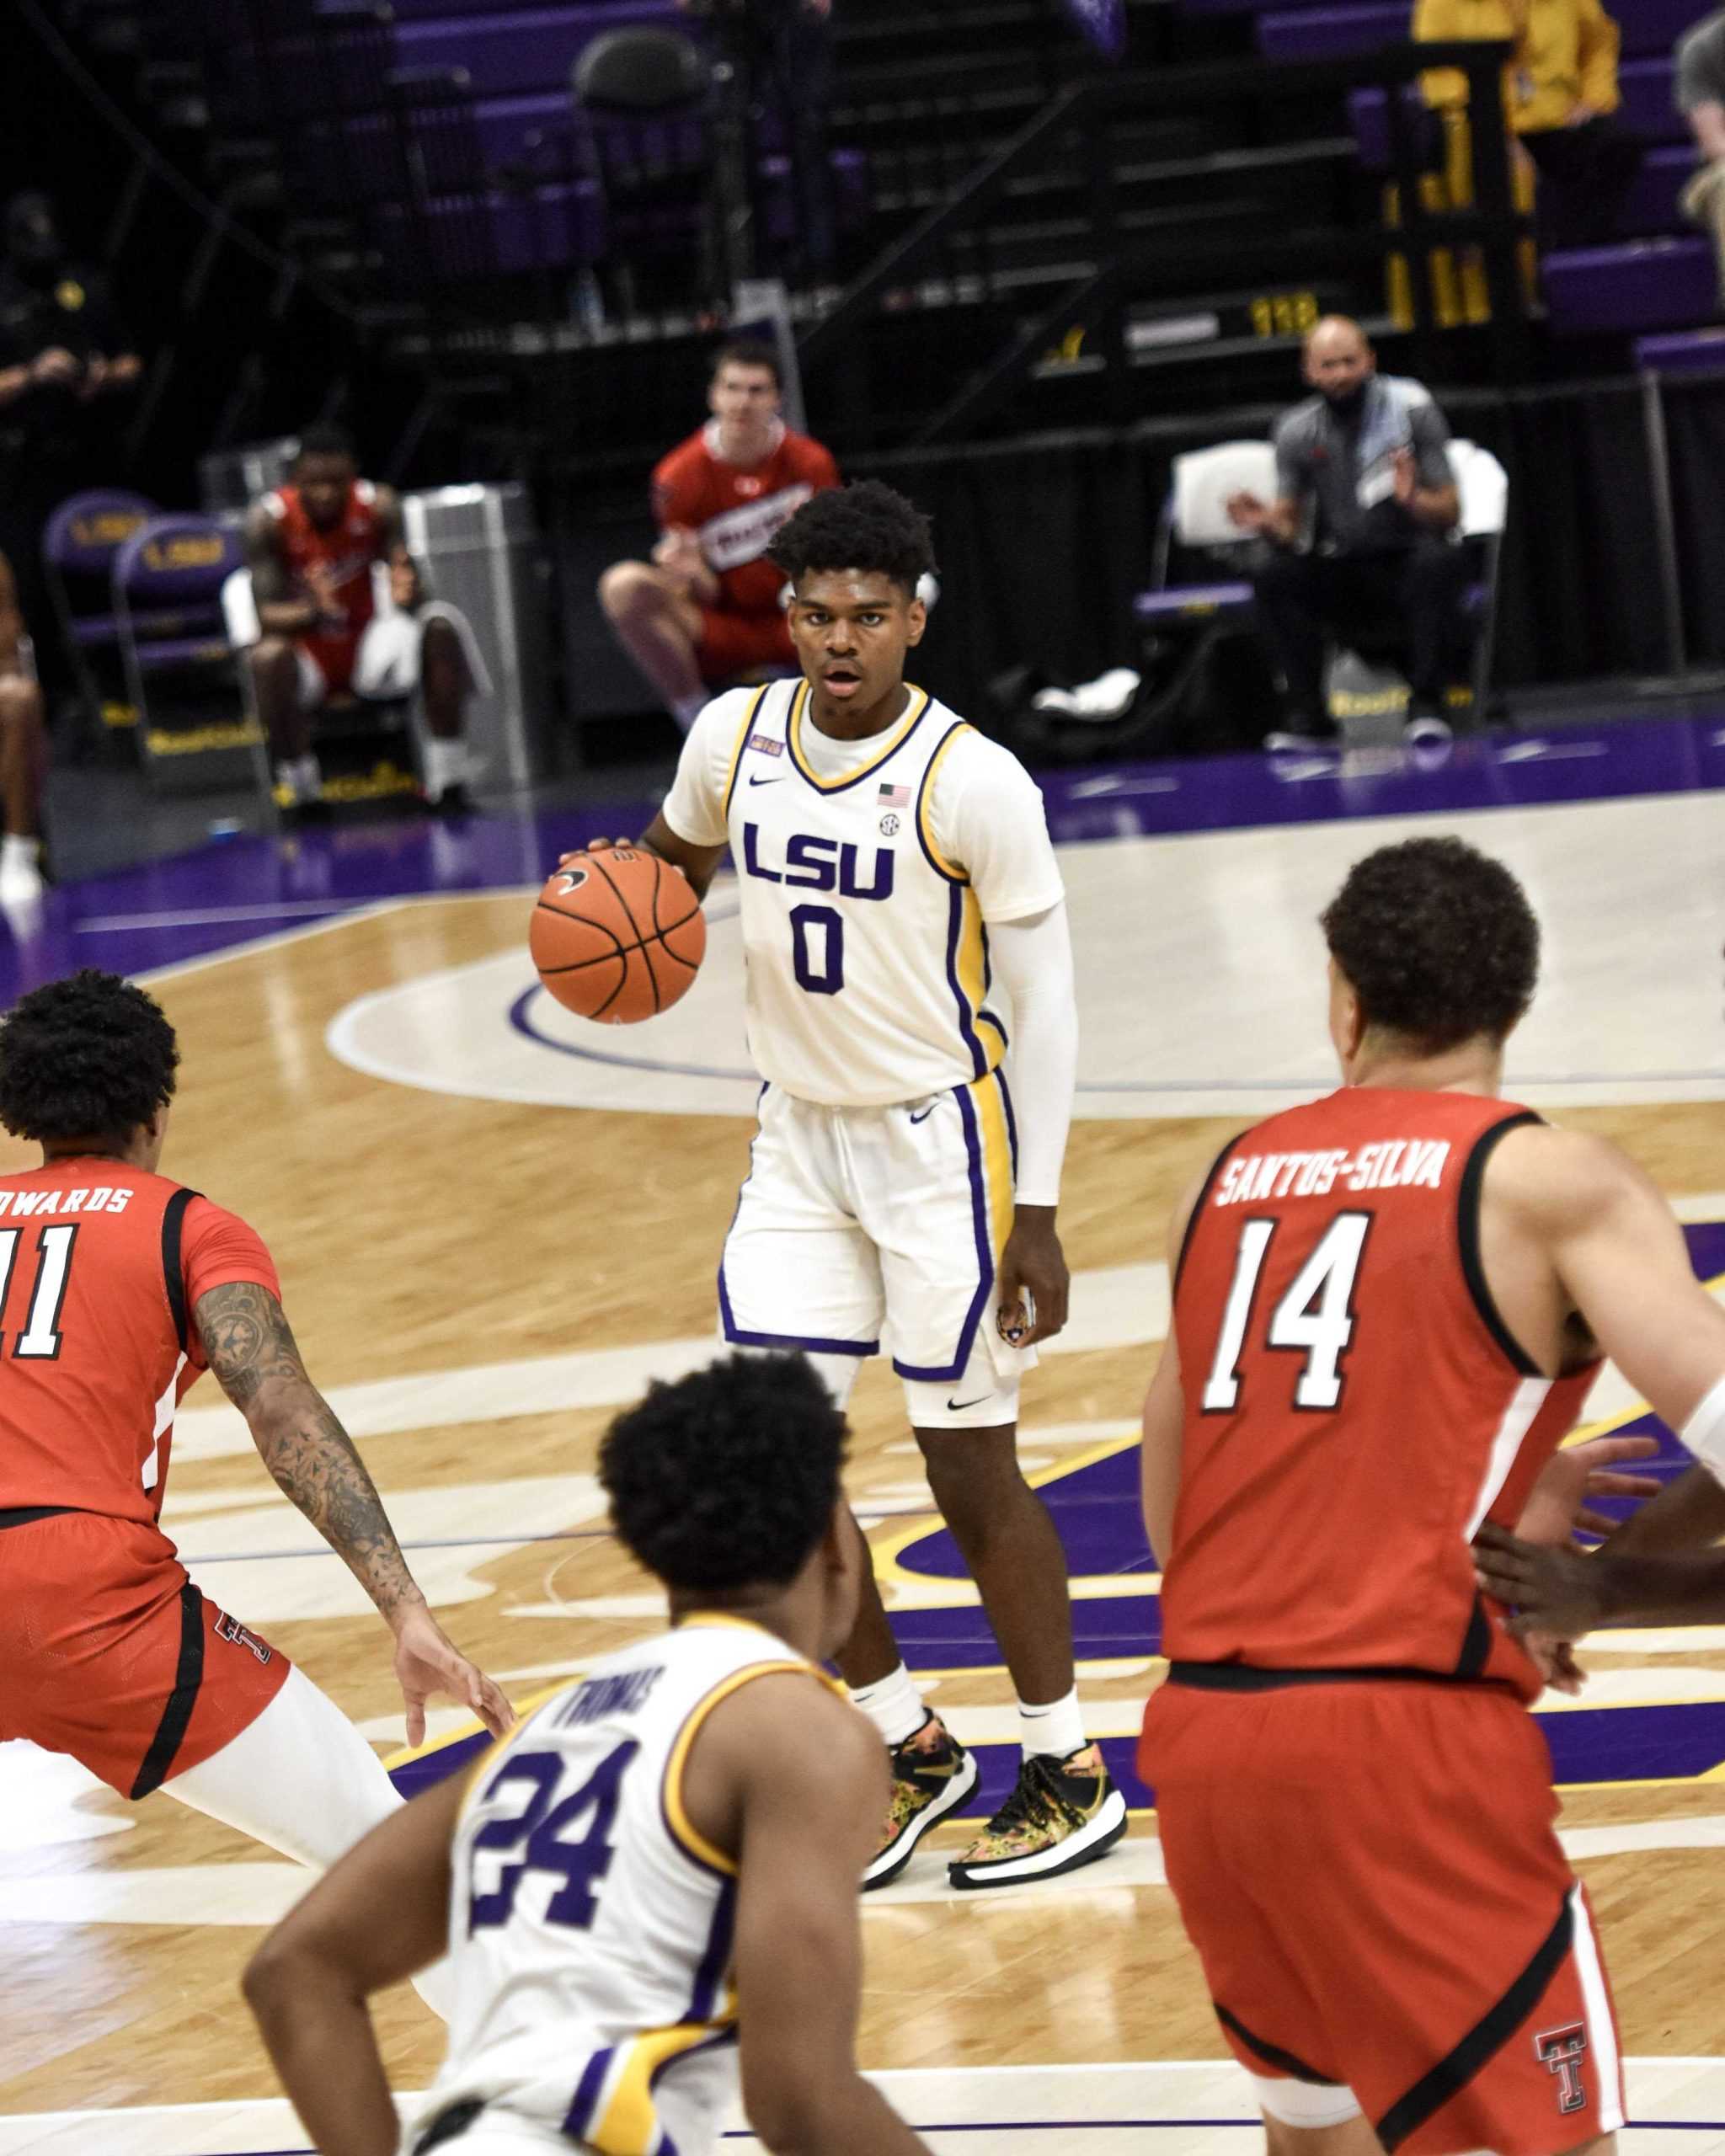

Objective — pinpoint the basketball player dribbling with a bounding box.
[0,971,510,1999]
[1139,835,1725,2156]
[245,1354,937,2156]
[572,481,1124,1891]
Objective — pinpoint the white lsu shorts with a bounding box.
[296,602,492,708]
[718,1069,1033,1430]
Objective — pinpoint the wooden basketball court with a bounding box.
[3,758,1725,2151]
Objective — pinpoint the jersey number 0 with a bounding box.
[1200,1213,1370,1413]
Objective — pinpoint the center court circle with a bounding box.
[324,805,1725,1119]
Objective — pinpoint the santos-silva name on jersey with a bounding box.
[1214,1139,1452,1207]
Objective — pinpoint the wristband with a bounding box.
[1680,1374,1725,1485]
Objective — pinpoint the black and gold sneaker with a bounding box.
[862,1711,979,1891]
[948,1742,1127,1891]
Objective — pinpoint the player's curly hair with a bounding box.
[767,479,937,596]
[600,1353,845,1593]
[293,420,356,466]
[1321,837,1539,1054]
[0,970,180,1144]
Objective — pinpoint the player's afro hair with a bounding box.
[600,1353,845,1594]
[767,479,937,597]
[0,969,179,1144]
[1321,836,1539,1054]
[293,420,356,466]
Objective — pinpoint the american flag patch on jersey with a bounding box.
[748,733,784,757]
[879,782,911,807]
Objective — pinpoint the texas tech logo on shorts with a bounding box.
[212,1609,273,1666]
[1535,2022,1589,2114]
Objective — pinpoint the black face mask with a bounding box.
[1322,382,1370,420]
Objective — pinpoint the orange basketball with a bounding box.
[530,848,706,1024]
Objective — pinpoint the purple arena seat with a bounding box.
[1258,4,1410,63]
[370,179,607,274]
[1542,235,1716,334]
[1619,144,1696,237]
[112,516,247,670]
[1635,327,1725,378]
[40,490,160,653]
[1620,59,1687,145]
[1347,83,1442,170]
[393,3,682,100]
[1620,0,1721,59]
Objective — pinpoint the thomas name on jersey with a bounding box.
[0,1186,136,1218]
[551,1667,665,1729]
[1213,1139,1451,1206]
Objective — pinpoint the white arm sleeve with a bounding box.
[988,903,1077,1208]
[660,689,751,848]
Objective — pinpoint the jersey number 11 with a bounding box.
[0,1224,79,1359]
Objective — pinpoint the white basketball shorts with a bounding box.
[718,1069,1034,1429]
[296,602,490,707]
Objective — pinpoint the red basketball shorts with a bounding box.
[0,1510,291,1799]
[695,605,795,685]
[1141,1673,1624,2156]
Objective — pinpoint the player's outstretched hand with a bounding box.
[996,1207,1069,1348]
[1473,1522,1611,1643]
[392,1604,515,1747]
[1513,1433,1661,1548]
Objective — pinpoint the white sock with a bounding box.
[1018,1685,1085,1763]
[848,1662,928,1748]
[276,755,322,804]
[423,735,467,801]
[1,834,40,867]
[671,691,707,735]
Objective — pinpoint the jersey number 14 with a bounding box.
[1200,1213,1370,1413]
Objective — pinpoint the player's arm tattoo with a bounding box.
[195,1283,423,1621]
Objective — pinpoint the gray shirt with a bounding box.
[1273,373,1455,557]
[1675,12,1725,114]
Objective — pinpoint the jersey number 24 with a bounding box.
[467,1740,638,1934]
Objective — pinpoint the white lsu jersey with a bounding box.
[660,677,1065,1109]
[412,1619,833,2156]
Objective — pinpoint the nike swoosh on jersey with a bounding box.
[909,1105,937,1123]
[748,773,786,787]
[947,1395,991,1412]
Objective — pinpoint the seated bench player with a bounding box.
[599,340,840,734]
[242,424,490,821]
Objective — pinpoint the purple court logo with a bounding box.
[1535,2023,1589,2115]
